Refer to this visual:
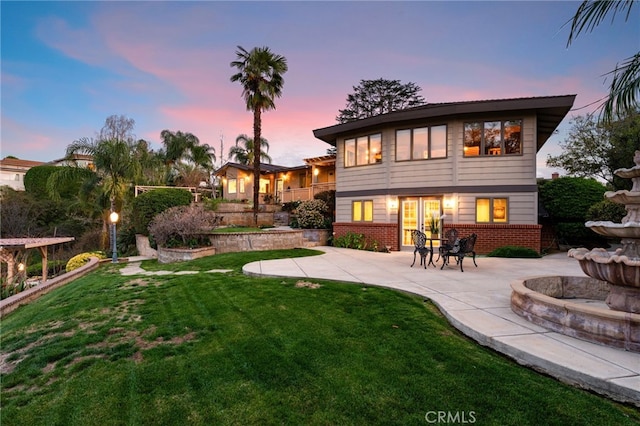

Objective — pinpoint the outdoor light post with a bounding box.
[110,211,119,263]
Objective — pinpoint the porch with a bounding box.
[281,182,335,203]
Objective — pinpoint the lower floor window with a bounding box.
[353,200,373,222]
[476,198,508,223]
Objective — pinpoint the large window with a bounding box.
[464,120,521,157]
[352,200,374,222]
[344,133,382,167]
[396,125,447,161]
[228,179,237,194]
[476,198,508,223]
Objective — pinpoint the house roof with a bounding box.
[49,154,94,165]
[313,95,576,152]
[304,154,336,167]
[0,157,46,171]
[214,161,290,176]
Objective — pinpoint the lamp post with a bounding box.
[110,211,119,263]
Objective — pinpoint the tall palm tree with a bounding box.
[228,134,272,165]
[567,0,638,123]
[230,45,287,224]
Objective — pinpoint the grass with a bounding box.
[1,249,638,426]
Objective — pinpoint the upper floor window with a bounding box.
[396,125,447,161]
[344,133,382,167]
[464,120,522,157]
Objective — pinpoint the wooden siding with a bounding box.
[336,114,537,195]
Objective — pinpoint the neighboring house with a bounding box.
[313,95,576,253]
[0,157,45,191]
[49,154,95,170]
[215,155,336,204]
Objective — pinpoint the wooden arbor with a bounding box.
[0,237,74,283]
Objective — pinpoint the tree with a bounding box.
[567,1,638,123]
[546,112,640,189]
[230,45,288,224]
[159,130,216,185]
[228,134,272,165]
[336,78,426,123]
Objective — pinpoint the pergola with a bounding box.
[0,237,74,283]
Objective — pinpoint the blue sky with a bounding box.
[1,1,637,177]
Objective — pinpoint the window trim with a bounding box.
[395,124,448,162]
[463,119,522,157]
[475,197,509,223]
[344,133,382,167]
[352,200,374,222]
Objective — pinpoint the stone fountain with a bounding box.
[510,152,640,355]
[569,150,640,314]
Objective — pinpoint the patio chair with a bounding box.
[437,228,459,261]
[410,229,430,269]
[440,233,478,272]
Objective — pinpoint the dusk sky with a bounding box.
[1,1,637,177]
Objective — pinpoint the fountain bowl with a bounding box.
[586,221,640,239]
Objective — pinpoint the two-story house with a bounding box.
[313,95,576,253]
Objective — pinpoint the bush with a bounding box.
[586,200,627,223]
[130,188,193,235]
[281,201,300,213]
[66,252,106,273]
[294,199,328,229]
[148,204,220,248]
[538,177,606,221]
[24,165,94,199]
[487,246,541,258]
[332,232,382,251]
[26,260,67,277]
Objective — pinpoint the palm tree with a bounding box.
[159,130,216,185]
[62,137,141,249]
[567,0,638,123]
[228,134,272,165]
[230,45,288,224]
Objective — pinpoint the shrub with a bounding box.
[586,200,627,223]
[66,252,106,272]
[24,165,94,199]
[281,201,300,213]
[332,232,381,251]
[538,177,606,221]
[27,260,67,277]
[130,188,193,235]
[148,204,220,248]
[487,246,541,258]
[294,199,328,229]
[314,190,335,215]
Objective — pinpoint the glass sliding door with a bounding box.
[401,197,442,250]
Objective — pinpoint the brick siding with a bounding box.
[333,222,542,254]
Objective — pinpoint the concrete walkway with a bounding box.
[242,246,639,406]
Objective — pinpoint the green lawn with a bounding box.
[1,249,638,426]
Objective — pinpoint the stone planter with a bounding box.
[157,246,216,263]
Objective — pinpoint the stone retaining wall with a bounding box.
[157,246,217,263]
[208,230,304,253]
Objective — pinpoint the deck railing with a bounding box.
[281,182,335,203]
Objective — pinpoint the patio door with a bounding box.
[400,197,441,250]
